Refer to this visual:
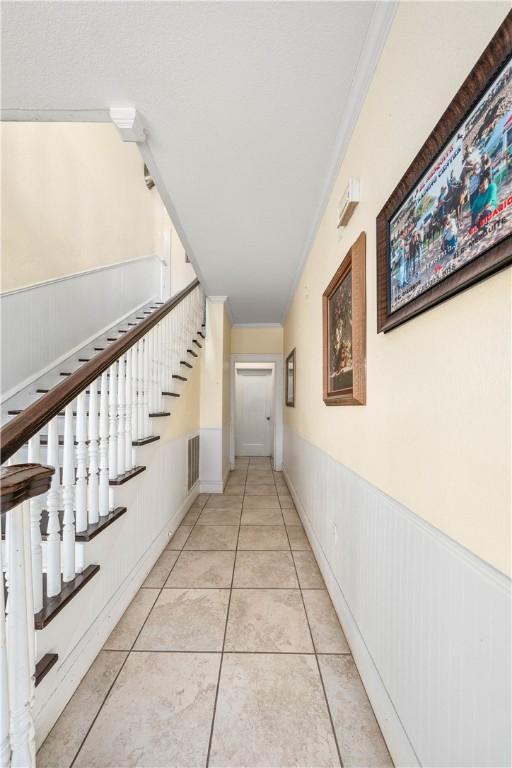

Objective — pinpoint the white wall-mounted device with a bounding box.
[337,179,360,229]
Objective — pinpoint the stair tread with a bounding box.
[38,506,127,542]
[132,435,160,446]
[162,391,180,397]
[172,375,187,381]
[109,465,146,486]
[2,505,127,543]
[34,564,100,629]
[35,654,58,686]
[180,361,193,368]
[149,411,171,417]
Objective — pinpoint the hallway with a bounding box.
[38,458,392,768]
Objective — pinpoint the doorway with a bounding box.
[230,353,284,470]
[235,363,274,456]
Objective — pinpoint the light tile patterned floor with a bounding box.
[38,458,393,768]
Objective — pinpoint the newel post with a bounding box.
[1,464,54,768]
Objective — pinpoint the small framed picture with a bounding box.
[323,232,366,406]
[285,348,296,407]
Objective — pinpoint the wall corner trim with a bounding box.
[207,295,228,303]
[110,107,146,143]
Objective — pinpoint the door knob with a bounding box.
[266,417,270,421]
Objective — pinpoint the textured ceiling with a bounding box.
[2,1,395,322]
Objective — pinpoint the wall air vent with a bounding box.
[188,434,200,490]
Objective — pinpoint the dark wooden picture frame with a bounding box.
[285,348,296,407]
[377,14,512,333]
[323,232,366,406]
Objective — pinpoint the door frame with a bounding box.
[230,353,283,471]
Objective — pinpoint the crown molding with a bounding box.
[280,0,398,324]
[232,323,283,329]
[110,107,146,143]
[0,108,109,122]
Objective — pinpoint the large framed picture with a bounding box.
[377,15,512,333]
[323,232,366,406]
[285,348,295,407]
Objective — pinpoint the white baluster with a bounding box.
[154,326,161,412]
[0,510,10,768]
[6,500,35,768]
[45,419,61,598]
[75,392,88,534]
[157,323,164,412]
[22,493,35,760]
[117,355,126,475]
[163,319,168,405]
[137,341,144,440]
[166,311,173,392]
[62,403,75,582]
[99,371,110,516]
[150,329,157,414]
[171,311,179,377]
[109,362,118,479]
[27,435,43,615]
[125,349,133,471]
[88,382,99,525]
[143,337,151,436]
[132,343,139,443]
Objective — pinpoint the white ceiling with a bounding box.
[2,1,395,323]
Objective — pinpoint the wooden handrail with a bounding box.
[1,278,201,463]
[0,463,55,514]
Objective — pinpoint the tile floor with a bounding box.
[38,457,393,768]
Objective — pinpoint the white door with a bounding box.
[235,368,273,456]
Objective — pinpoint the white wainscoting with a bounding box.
[1,255,161,397]
[284,426,511,768]
[34,429,198,746]
[200,427,226,493]
[222,422,231,486]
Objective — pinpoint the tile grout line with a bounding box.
[69,492,211,768]
[281,474,346,768]
[68,461,310,767]
[205,467,246,767]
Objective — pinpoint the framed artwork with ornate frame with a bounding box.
[323,232,366,406]
[285,348,295,407]
[377,14,512,333]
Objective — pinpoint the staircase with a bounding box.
[0,279,205,767]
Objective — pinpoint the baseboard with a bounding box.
[34,483,198,746]
[200,481,225,493]
[283,468,419,768]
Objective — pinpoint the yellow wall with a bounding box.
[1,122,165,290]
[284,1,511,575]
[231,326,283,355]
[200,299,230,429]
[161,354,201,440]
